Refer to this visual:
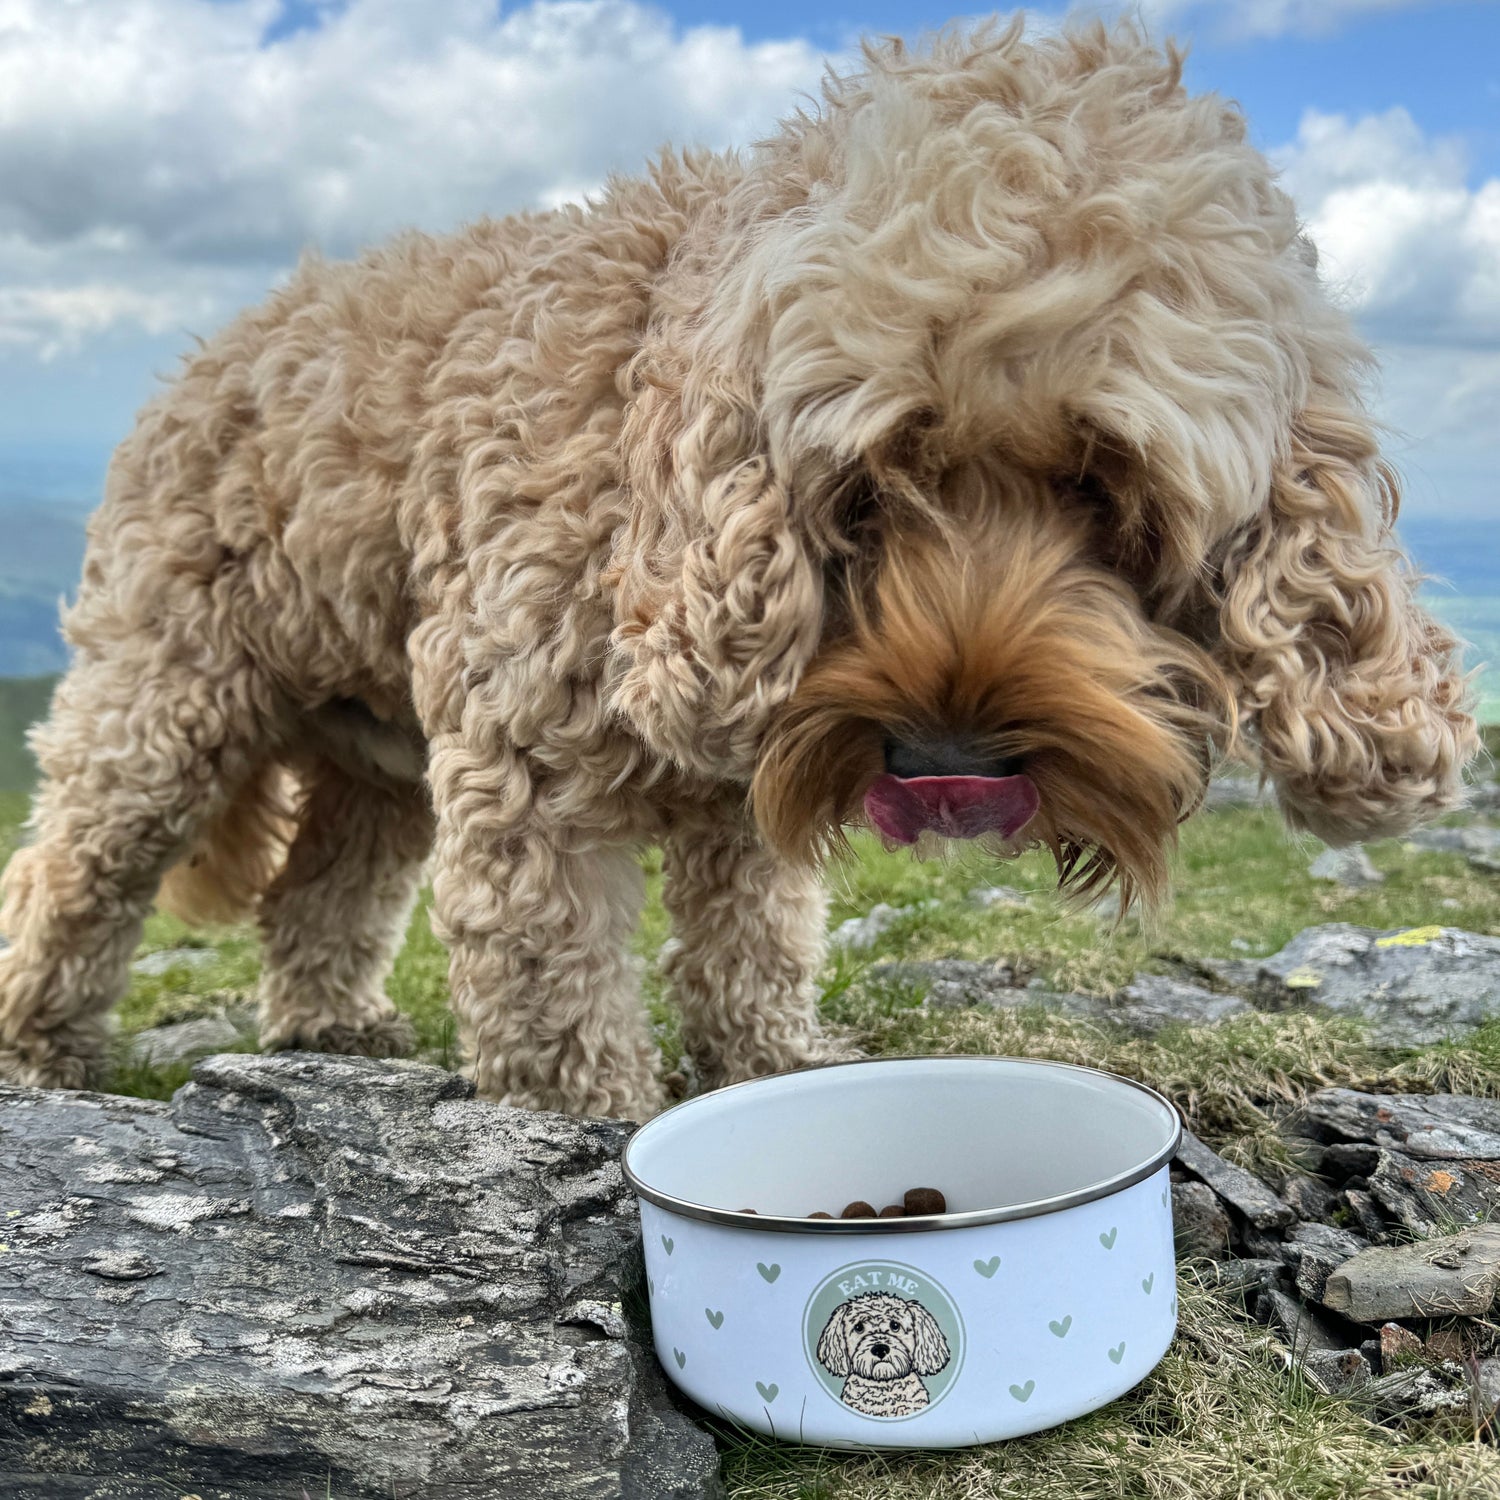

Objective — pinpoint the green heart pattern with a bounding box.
[1009,1379,1035,1403]
[1141,1273,1154,1295]
[1099,1227,1117,1250]
[661,1234,674,1255]
[973,1255,1001,1278]
[756,1381,779,1403]
[1049,1315,1071,1338]
[705,1307,724,1329]
[674,1348,686,1369]
[757,1262,780,1283]
[1108,1342,1126,1364]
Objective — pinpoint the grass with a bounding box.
[3,788,1500,1495]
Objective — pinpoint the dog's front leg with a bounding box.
[661,797,846,1091]
[427,744,663,1120]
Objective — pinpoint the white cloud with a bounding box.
[1134,0,1440,40]
[0,0,831,348]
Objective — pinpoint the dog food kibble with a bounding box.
[878,1204,906,1219]
[808,1211,834,1219]
[840,1200,877,1220]
[738,1208,758,1214]
[903,1187,947,1217]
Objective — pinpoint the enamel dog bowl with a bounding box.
[622,1056,1180,1448]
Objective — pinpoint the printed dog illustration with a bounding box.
[815,1291,952,1417]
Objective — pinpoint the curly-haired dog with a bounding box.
[815,1291,952,1417]
[0,19,1476,1116]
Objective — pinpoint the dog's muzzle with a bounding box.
[865,736,1040,844]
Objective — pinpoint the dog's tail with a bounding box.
[156,760,300,925]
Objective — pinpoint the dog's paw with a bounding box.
[261,1010,418,1060]
[0,1028,107,1090]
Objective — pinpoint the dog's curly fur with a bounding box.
[0,19,1476,1116]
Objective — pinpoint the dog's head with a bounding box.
[815,1291,951,1382]
[608,20,1476,907]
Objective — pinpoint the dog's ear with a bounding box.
[606,370,823,780]
[815,1304,854,1377]
[1215,400,1475,844]
[908,1301,951,1377]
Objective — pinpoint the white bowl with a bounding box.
[622,1056,1181,1448]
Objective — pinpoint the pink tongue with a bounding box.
[863,773,1040,846]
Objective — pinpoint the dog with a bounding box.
[815,1291,951,1417]
[0,19,1476,1118]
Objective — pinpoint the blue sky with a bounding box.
[1,0,1497,522]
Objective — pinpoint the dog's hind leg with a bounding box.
[255,761,431,1058]
[662,798,844,1091]
[0,652,271,1088]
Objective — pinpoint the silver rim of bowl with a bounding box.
[619,1054,1184,1235]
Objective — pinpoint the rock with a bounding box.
[1367,1150,1500,1238]
[1308,845,1383,887]
[0,1054,720,1500]
[1257,1288,1345,1359]
[1282,1222,1368,1305]
[131,946,219,977]
[128,1015,243,1067]
[1405,824,1500,866]
[1342,1188,1390,1242]
[1112,975,1252,1034]
[1206,924,1500,1047]
[1321,1226,1500,1322]
[1209,1258,1285,1299]
[1298,1089,1500,1162]
[830,902,914,951]
[968,885,1029,909]
[1366,1367,1469,1424]
[1175,1129,1295,1231]
[869,958,1023,1008]
[1171,1181,1233,1259]
[1204,772,1272,811]
[1280,1174,1341,1223]
[1301,1346,1373,1394]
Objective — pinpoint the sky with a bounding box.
[0,0,1497,525]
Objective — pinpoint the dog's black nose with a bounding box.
[883,736,1024,780]
[869,1342,891,1359]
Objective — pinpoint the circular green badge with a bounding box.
[802,1260,965,1420]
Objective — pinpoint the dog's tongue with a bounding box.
[863,773,1040,846]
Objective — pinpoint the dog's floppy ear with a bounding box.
[606,364,823,781]
[816,1304,854,1377]
[1215,400,1475,844]
[908,1301,951,1377]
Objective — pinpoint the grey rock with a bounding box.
[1204,773,1273,811]
[1175,1129,1295,1230]
[1366,1367,1469,1424]
[1367,1150,1500,1238]
[1308,845,1384,887]
[1280,1174,1342,1223]
[1342,1188,1390,1242]
[1171,1180,1232,1260]
[1300,1346,1373,1394]
[830,901,914,951]
[1206,923,1500,1047]
[1298,1089,1500,1162]
[869,958,1023,1008]
[1405,824,1500,860]
[131,945,219,977]
[1322,1226,1500,1322]
[968,885,1030,909]
[1257,1288,1345,1358]
[1112,975,1251,1034]
[1209,1258,1285,1299]
[0,1053,720,1500]
[128,1015,243,1067]
[1283,1222,1368,1305]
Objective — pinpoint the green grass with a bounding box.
[0,675,54,792]
[4,787,1500,1494]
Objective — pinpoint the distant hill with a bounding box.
[0,675,55,791]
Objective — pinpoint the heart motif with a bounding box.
[661,1235,674,1255]
[673,1348,686,1369]
[705,1307,724,1329]
[756,1381,779,1403]
[648,1276,655,1296]
[1009,1379,1035,1403]
[1161,1186,1170,1208]
[1049,1315,1072,1338]
[973,1255,1001,1278]
[1142,1273,1154,1295]
[1170,1297,1178,1316]
[757,1262,781,1283]
[1099,1227,1117,1250]
[1109,1342,1126,1365]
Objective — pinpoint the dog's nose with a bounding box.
[869,1341,891,1359]
[883,736,1024,780]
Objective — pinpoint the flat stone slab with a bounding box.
[128,1014,245,1067]
[0,1054,719,1500]
[1175,1129,1295,1230]
[1203,923,1500,1046]
[1298,1089,1500,1162]
[1322,1227,1500,1322]
[1112,975,1251,1033]
[131,946,220,977]
[1308,845,1383,887]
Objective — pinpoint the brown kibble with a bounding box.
[840,1201,877,1220]
[738,1208,758,1215]
[903,1187,947,1217]
[879,1204,905,1219]
[808,1211,834,1219]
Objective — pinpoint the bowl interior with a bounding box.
[626,1057,1178,1221]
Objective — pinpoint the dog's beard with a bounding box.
[850,1337,916,1380]
[752,505,1232,911]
